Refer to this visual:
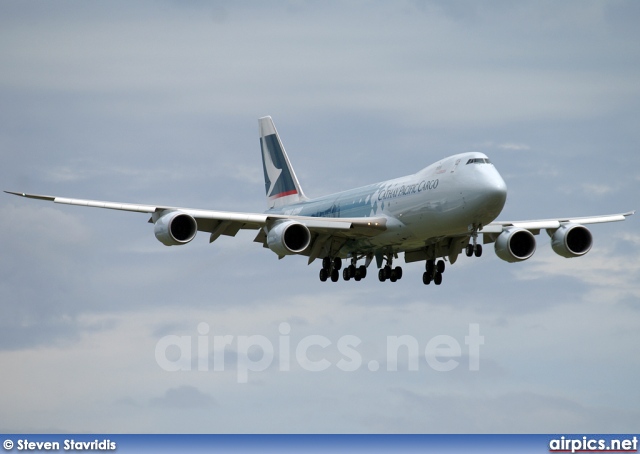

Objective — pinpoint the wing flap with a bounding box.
[267,214,387,237]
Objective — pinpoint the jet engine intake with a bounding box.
[550,223,592,258]
[154,211,197,246]
[495,227,537,263]
[266,220,311,256]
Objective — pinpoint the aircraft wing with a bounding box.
[480,211,634,235]
[404,210,634,265]
[4,191,387,244]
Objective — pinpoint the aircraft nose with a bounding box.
[484,171,508,212]
[467,166,508,221]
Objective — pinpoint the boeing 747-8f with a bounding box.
[6,116,634,285]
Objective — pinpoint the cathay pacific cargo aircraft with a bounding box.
[6,116,634,286]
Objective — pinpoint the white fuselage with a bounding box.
[267,152,508,255]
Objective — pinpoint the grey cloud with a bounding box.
[0,0,638,433]
[364,388,640,433]
[150,385,217,409]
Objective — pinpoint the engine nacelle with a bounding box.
[550,223,592,258]
[266,220,311,256]
[495,227,537,263]
[154,211,197,246]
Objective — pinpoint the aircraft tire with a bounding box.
[466,244,474,257]
[474,244,483,257]
[426,260,434,275]
[320,269,328,282]
[434,272,443,285]
[423,271,431,285]
[378,269,386,282]
[437,260,445,274]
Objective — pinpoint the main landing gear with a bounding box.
[423,259,446,285]
[319,256,342,282]
[378,256,403,283]
[319,256,370,283]
[343,261,367,282]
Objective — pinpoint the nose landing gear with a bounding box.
[465,226,483,257]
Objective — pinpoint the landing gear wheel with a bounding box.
[320,269,328,282]
[474,244,483,257]
[426,260,435,275]
[322,257,331,270]
[348,264,356,278]
[466,244,474,257]
[394,266,403,280]
[358,265,367,279]
[437,260,445,274]
[390,271,398,282]
[343,268,351,281]
[423,271,432,285]
[378,269,386,282]
[331,269,340,282]
[333,257,342,271]
[384,265,392,279]
[434,272,443,285]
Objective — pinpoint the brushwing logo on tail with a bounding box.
[261,134,298,199]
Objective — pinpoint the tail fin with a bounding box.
[259,116,308,209]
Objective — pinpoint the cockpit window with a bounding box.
[466,158,492,165]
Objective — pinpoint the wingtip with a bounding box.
[4,191,56,201]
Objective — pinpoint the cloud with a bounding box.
[150,385,217,409]
[498,142,531,151]
[363,388,640,433]
[581,183,615,196]
[618,232,640,247]
[512,241,640,305]
[0,0,639,434]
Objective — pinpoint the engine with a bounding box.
[495,227,537,263]
[550,223,592,258]
[154,211,197,246]
[266,220,311,256]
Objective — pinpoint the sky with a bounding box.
[1,0,639,434]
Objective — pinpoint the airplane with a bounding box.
[5,116,634,286]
